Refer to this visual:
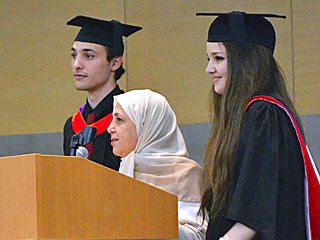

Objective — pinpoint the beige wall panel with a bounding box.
[292,1,320,115]
[3,0,314,134]
[125,0,293,125]
[1,0,125,135]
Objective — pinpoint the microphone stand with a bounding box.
[70,126,98,156]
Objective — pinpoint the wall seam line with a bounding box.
[290,0,296,104]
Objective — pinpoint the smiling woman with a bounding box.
[206,42,228,95]
[197,11,319,240]
[107,89,208,240]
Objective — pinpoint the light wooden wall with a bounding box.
[1,0,126,136]
[292,0,320,114]
[1,0,319,136]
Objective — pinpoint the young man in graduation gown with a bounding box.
[63,15,142,170]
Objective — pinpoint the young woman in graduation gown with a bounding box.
[197,11,320,240]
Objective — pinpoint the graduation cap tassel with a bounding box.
[112,20,125,56]
[227,11,247,52]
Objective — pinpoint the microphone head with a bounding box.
[76,146,89,158]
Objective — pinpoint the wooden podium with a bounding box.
[0,154,178,239]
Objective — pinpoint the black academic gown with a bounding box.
[63,85,124,171]
[206,100,307,240]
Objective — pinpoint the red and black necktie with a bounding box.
[71,105,113,158]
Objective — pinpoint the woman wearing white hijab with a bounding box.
[107,89,207,240]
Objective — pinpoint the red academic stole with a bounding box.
[246,95,320,240]
[71,105,113,136]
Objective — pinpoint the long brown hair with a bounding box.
[200,42,303,219]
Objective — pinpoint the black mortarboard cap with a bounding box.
[67,15,142,56]
[196,11,286,53]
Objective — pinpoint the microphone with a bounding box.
[76,146,89,158]
[70,126,98,156]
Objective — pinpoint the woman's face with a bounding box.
[107,100,139,158]
[206,42,228,95]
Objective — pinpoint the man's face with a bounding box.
[71,41,112,93]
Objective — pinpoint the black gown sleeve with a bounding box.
[226,101,281,236]
[223,101,306,239]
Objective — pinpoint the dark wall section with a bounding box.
[302,115,320,168]
[0,132,64,157]
[0,115,319,169]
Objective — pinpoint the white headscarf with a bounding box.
[114,89,202,202]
